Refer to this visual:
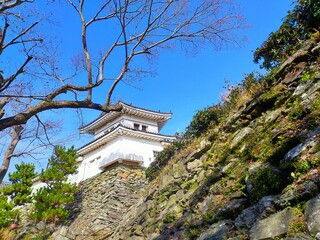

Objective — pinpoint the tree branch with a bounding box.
[0,125,23,182]
[0,55,33,92]
[0,100,122,131]
[0,0,34,13]
[2,21,40,51]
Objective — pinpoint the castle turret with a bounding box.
[71,102,176,183]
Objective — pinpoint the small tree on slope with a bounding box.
[0,194,17,228]
[2,162,37,206]
[31,146,78,223]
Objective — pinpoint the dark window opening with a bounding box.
[142,125,148,132]
[134,123,140,130]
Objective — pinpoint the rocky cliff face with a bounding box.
[105,42,319,240]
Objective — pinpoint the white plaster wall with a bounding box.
[122,115,158,133]
[68,161,83,183]
[94,115,159,139]
[31,180,47,195]
[74,143,106,183]
[98,135,164,169]
[72,135,164,183]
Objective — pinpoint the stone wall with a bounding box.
[52,163,148,240]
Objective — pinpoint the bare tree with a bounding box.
[0,0,245,182]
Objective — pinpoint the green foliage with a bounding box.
[249,166,286,202]
[287,207,307,237]
[286,95,315,123]
[290,155,320,180]
[314,142,320,153]
[39,146,78,189]
[305,99,320,130]
[254,0,320,69]
[301,70,318,82]
[288,104,308,121]
[202,210,215,225]
[21,232,51,240]
[260,83,287,107]
[186,225,201,240]
[163,210,177,224]
[1,162,37,206]
[31,146,78,223]
[310,94,320,112]
[185,106,220,138]
[145,140,187,180]
[0,195,18,228]
[252,127,302,164]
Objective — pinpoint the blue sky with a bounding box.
[41,0,294,149]
[95,0,294,135]
[6,0,294,178]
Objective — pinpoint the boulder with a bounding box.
[305,194,320,234]
[188,139,212,160]
[231,127,253,148]
[216,198,247,220]
[249,207,295,240]
[274,181,318,208]
[187,159,204,172]
[235,195,275,230]
[198,220,232,240]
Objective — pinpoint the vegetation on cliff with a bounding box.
[121,44,320,239]
[146,0,320,184]
[254,0,320,69]
[112,1,320,239]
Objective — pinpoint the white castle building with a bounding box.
[69,101,176,183]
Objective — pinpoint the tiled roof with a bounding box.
[77,123,175,155]
[119,101,172,115]
[80,101,172,134]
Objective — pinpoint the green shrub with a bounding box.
[185,106,220,138]
[254,0,320,69]
[291,156,320,180]
[31,146,78,223]
[249,166,286,202]
[310,95,320,112]
[2,162,37,206]
[287,97,308,121]
[163,210,177,223]
[186,225,201,240]
[288,104,308,121]
[202,210,215,225]
[287,207,307,237]
[301,70,318,83]
[0,195,18,228]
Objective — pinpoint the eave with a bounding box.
[77,125,176,156]
[80,101,172,134]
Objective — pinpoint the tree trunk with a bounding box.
[0,125,23,183]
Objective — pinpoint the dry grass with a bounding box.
[0,228,15,240]
[150,141,196,186]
